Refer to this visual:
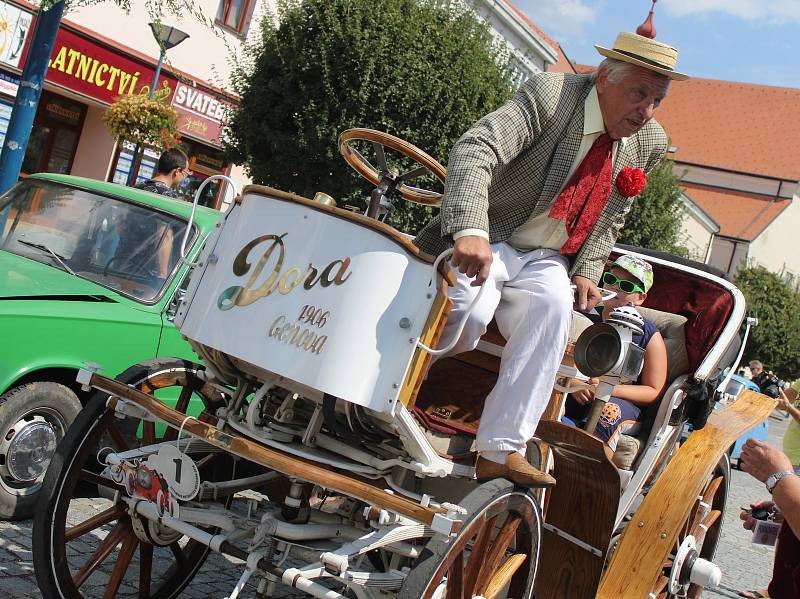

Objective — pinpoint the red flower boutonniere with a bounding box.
[616,167,647,198]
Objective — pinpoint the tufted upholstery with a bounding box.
[568,307,689,469]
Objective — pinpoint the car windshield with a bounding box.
[0,179,194,303]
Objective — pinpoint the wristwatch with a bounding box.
[766,469,794,494]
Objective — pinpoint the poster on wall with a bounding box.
[0,98,12,148]
[0,69,19,97]
[0,1,32,69]
[0,70,18,149]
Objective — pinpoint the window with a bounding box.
[216,0,254,34]
[0,179,195,303]
[20,91,86,176]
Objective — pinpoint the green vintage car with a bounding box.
[0,174,220,520]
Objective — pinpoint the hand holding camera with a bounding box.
[753,370,784,399]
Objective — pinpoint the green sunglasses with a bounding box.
[602,271,645,294]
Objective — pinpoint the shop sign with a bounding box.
[194,148,225,170]
[172,82,234,145]
[0,70,19,97]
[43,94,85,127]
[0,1,32,69]
[45,28,178,105]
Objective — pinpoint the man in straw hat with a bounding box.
[414,31,687,487]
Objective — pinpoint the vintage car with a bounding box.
[0,174,219,519]
[32,131,773,599]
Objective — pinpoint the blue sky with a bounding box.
[515,0,800,88]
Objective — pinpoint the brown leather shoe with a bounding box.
[475,452,556,488]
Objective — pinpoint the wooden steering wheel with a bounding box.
[339,128,447,206]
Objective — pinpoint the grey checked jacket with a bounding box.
[413,72,668,283]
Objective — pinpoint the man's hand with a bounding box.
[777,396,791,412]
[572,275,603,312]
[572,377,599,405]
[452,235,492,287]
[739,439,793,483]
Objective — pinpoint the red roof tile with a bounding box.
[564,66,800,181]
[501,1,558,49]
[656,79,800,181]
[574,63,596,74]
[682,183,791,241]
[501,0,575,73]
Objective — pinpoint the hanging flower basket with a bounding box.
[103,91,181,149]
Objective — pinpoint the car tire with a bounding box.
[0,382,82,520]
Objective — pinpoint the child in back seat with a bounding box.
[564,255,668,459]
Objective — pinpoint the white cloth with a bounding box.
[439,242,573,455]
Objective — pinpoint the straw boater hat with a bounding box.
[595,32,688,81]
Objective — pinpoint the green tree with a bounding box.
[617,159,689,256]
[734,266,800,381]
[224,0,515,233]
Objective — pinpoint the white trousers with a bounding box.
[439,242,573,456]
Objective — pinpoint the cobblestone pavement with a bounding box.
[0,502,268,599]
[2,413,790,599]
[702,411,788,599]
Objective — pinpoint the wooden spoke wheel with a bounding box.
[33,359,230,599]
[339,128,446,206]
[650,459,729,599]
[398,479,541,599]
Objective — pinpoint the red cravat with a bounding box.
[548,133,614,254]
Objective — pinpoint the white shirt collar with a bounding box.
[583,85,604,136]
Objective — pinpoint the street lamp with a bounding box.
[147,22,190,99]
[125,22,190,186]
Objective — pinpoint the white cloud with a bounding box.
[661,0,800,23]
[516,0,597,37]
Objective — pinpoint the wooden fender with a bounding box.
[596,390,775,598]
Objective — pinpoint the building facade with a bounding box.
[0,0,572,209]
[655,78,800,281]
[471,0,575,81]
[0,0,276,209]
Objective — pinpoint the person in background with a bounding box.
[135,148,191,199]
[778,388,800,473]
[739,439,800,598]
[749,360,764,380]
[134,148,190,276]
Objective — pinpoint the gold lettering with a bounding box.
[229,234,286,307]
[312,336,327,354]
[289,324,303,345]
[278,267,303,295]
[320,258,352,287]
[266,315,327,355]
[106,67,120,91]
[295,329,310,347]
[76,54,92,80]
[129,72,140,95]
[95,63,109,87]
[117,71,132,95]
[66,49,81,75]
[87,59,100,84]
[49,46,67,72]
[219,233,353,311]
[301,332,316,351]
[268,315,286,337]
[280,322,298,343]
